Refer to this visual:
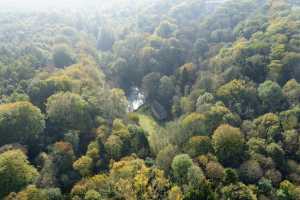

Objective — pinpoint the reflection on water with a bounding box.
[128,87,145,111]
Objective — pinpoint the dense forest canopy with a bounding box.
[1,0,300,199]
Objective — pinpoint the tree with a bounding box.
[181,113,208,137]
[258,80,286,111]
[6,185,63,200]
[283,79,300,106]
[84,189,102,200]
[206,161,225,182]
[46,92,92,131]
[0,150,39,198]
[96,26,115,51]
[183,181,216,200]
[176,63,197,92]
[52,44,75,68]
[171,154,193,184]
[276,180,300,200]
[239,160,263,184]
[212,124,245,167]
[142,72,161,102]
[257,178,273,196]
[282,130,300,155]
[156,144,178,172]
[158,76,175,108]
[50,141,77,191]
[104,135,124,160]
[268,60,284,82]
[196,92,215,112]
[128,125,151,158]
[187,165,205,188]
[282,52,300,84]
[192,38,208,60]
[28,76,74,109]
[168,186,183,200]
[223,168,239,185]
[155,21,177,38]
[0,101,45,146]
[266,143,286,171]
[73,156,93,177]
[217,79,258,118]
[205,103,241,133]
[184,136,212,157]
[254,113,281,142]
[222,182,257,200]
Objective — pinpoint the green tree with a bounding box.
[239,160,263,184]
[104,135,124,160]
[52,44,75,68]
[257,178,273,196]
[50,141,77,191]
[6,185,63,200]
[222,182,257,200]
[28,76,74,108]
[212,124,245,167]
[266,143,286,171]
[187,165,205,188]
[168,186,183,200]
[192,38,208,59]
[254,113,281,142]
[206,161,225,182]
[156,144,178,172]
[258,80,286,111]
[0,101,45,145]
[0,150,39,198]
[85,189,102,200]
[97,26,115,51]
[217,79,258,118]
[283,79,300,106]
[181,113,208,137]
[46,92,92,131]
[171,154,193,184]
[158,76,175,108]
[223,168,239,185]
[276,180,300,200]
[196,92,215,112]
[155,21,177,38]
[73,156,93,177]
[142,72,161,102]
[184,136,212,157]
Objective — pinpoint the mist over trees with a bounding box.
[1,0,300,199]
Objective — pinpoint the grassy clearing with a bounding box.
[137,113,167,155]
[138,114,159,137]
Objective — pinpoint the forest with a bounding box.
[1,0,300,199]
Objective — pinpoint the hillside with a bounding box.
[0,0,300,199]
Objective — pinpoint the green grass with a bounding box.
[137,113,168,155]
[138,114,159,137]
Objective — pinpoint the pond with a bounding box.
[127,87,145,112]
